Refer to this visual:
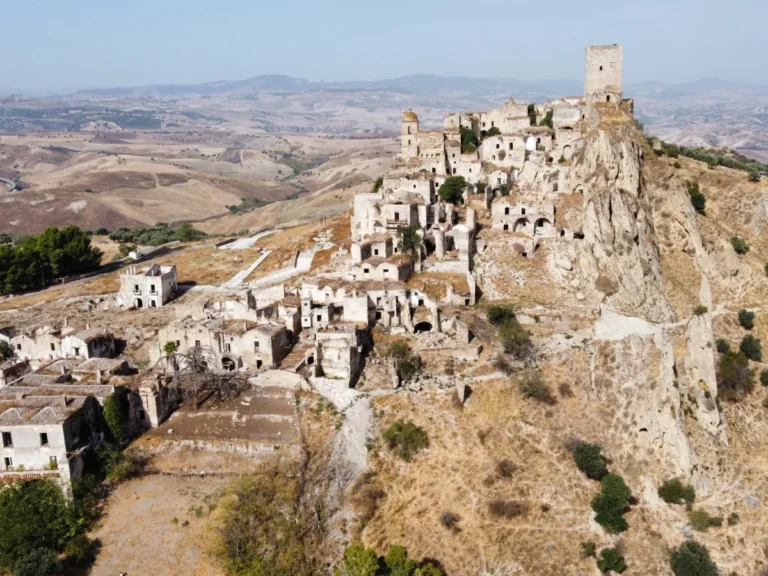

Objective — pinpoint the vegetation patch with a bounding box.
[591,474,631,534]
[658,478,696,505]
[670,541,718,576]
[382,420,429,462]
[572,441,608,480]
[716,351,755,400]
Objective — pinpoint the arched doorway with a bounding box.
[562,145,573,161]
[221,357,236,371]
[534,218,553,237]
[134,298,143,309]
[513,218,530,233]
[414,321,432,333]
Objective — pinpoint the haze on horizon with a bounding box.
[2,0,765,94]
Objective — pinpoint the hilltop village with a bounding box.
[0,45,628,483]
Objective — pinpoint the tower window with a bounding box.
[599,66,604,71]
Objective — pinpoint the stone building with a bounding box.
[117,264,178,309]
[584,44,623,106]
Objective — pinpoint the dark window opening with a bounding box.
[256,360,263,369]
[2,432,12,448]
[521,208,526,215]
[504,207,510,215]
[254,341,260,350]
[307,356,315,366]
[40,433,48,446]
[3,457,11,468]
[599,65,603,71]
[503,224,509,231]
[139,410,146,421]
[50,343,55,351]
[606,95,611,103]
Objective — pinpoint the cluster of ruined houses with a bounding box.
[0,44,628,486]
[353,44,627,258]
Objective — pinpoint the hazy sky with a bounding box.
[1,0,764,93]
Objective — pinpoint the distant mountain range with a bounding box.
[60,74,768,101]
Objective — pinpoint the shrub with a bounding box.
[495,459,517,478]
[738,309,755,330]
[163,341,179,356]
[717,351,755,400]
[460,126,479,150]
[343,544,380,576]
[688,509,723,532]
[572,442,608,480]
[761,369,768,387]
[518,370,555,404]
[438,176,467,205]
[384,544,418,575]
[727,512,740,526]
[497,318,532,359]
[658,478,696,505]
[670,541,718,576]
[765,263,768,276]
[591,474,631,534]
[487,304,516,326]
[397,225,421,261]
[740,335,762,361]
[387,341,423,382]
[693,305,708,316]
[597,547,626,573]
[0,340,12,361]
[488,500,526,519]
[485,126,501,137]
[382,420,428,462]
[673,161,682,169]
[749,170,761,182]
[580,540,597,558]
[731,235,749,255]
[102,390,130,444]
[13,548,62,576]
[62,534,94,567]
[716,339,731,354]
[372,177,383,193]
[687,182,706,214]
[539,110,553,129]
[439,511,460,530]
[0,480,77,571]
[96,445,148,483]
[414,564,443,576]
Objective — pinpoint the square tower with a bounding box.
[584,44,623,105]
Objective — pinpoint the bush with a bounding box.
[687,182,706,214]
[439,511,460,530]
[731,235,749,255]
[460,126,479,151]
[485,126,501,137]
[62,534,95,567]
[384,544,418,575]
[497,317,532,359]
[0,480,77,571]
[597,547,626,573]
[96,445,148,483]
[761,369,768,387]
[382,420,428,462]
[518,370,555,404]
[102,390,130,444]
[372,177,383,193]
[670,541,718,576]
[397,225,421,261]
[495,459,517,478]
[487,304,515,326]
[0,340,12,361]
[573,442,608,480]
[580,540,596,558]
[738,309,755,330]
[688,509,723,532]
[716,339,731,354]
[343,544,380,576]
[658,478,696,505]
[727,512,740,526]
[717,351,755,400]
[591,474,631,534]
[749,170,761,182]
[387,341,423,382]
[488,500,526,519]
[740,334,762,361]
[539,110,553,129]
[693,305,708,316]
[13,548,62,576]
[438,176,467,205]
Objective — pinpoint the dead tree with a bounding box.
[159,346,250,408]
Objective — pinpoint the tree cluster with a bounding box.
[653,139,768,177]
[437,176,467,205]
[108,222,207,247]
[487,306,532,360]
[0,226,102,295]
[382,420,428,462]
[460,126,479,154]
[340,543,443,576]
[386,340,422,383]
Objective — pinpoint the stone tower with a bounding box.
[584,44,623,105]
[401,109,419,158]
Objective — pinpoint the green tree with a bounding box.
[591,474,631,534]
[175,223,196,243]
[527,103,537,126]
[539,110,553,129]
[716,339,730,354]
[103,390,130,444]
[748,170,761,182]
[117,243,136,258]
[387,341,422,382]
[596,547,626,573]
[0,481,77,571]
[658,478,696,505]
[485,126,501,138]
[761,368,768,387]
[0,340,13,360]
[740,334,762,361]
[163,341,179,356]
[13,548,62,576]
[382,420,429,462]
[669,541,717,576]
[384,544,418,576]
[497,317,532,359]
[460,126,479,152]
[731,235,749,255]
[414,565,443,576]
[487,304,516,326]
[438,176,467,205]
[716,351,755,400]
[573,442,608,480]
[738,309,755,330]
[343,544,379,576]
[372,177,384,193]
[397,226,421,261]
[581,541,597,558]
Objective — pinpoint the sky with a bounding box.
[1,0,765,94]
